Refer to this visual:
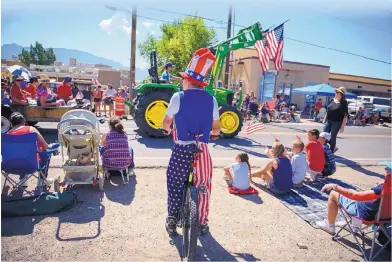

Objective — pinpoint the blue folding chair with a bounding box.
[1,133,59,196]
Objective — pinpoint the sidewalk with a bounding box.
[2,166,389,261]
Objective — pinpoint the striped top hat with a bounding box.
[179,48,216,87]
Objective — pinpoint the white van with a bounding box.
[357,96,391,119]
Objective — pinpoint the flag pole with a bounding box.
[264,19,290,33]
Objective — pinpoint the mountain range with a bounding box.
[1,43,148,80]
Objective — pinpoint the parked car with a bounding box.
[357,96,391,120]
[348,101,375,116]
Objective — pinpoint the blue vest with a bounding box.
[174,89,214,143]
[272,157,293,192]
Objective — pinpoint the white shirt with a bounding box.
[291,152,308,184]
[230,162,250,190]
[105,89,117,97]
[166,91,219,120]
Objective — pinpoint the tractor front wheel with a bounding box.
[219,105,243,139]
[134,91,173,138]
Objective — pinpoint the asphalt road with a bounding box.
[37,119,391,168]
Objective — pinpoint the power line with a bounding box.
[285,37,391,65]
[107,5,391,65]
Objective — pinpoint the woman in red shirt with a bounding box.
[6,112,54,184]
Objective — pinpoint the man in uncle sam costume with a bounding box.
[162,48,221,236]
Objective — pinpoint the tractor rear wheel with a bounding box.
[219,105,243,139]
[134,91,173,138]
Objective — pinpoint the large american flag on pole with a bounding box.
[255,24,285,72]
[254,39,270,72]
[266,24,284,71]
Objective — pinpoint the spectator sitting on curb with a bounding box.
[251,140,293,195]
[318,132,336,178]
[290,139,308,188]
[223,152,251,191]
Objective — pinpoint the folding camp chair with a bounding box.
[1,133,59,196]
[333,173,392,261]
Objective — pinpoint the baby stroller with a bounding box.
[57,109,104,191]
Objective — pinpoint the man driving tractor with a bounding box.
[160,62,181,84]
[162,48,221,236]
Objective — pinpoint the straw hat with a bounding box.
[335,86,346,96]
[39,74,51,83]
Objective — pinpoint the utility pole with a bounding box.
[129,5,137,101]
[224,5,232,89]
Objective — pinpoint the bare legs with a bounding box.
[327,190,340,224]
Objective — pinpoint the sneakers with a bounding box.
[128,168,135,176]
[199,224,210,236]
[316,220,336,235]
[165,216,179,237]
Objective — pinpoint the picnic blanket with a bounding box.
[274,178,359,228]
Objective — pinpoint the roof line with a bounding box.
[329,72,391,82]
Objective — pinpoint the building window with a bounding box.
[388,89,391,92]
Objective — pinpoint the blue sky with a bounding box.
[2,0,391,80]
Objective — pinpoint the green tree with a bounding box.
[18,41,56,66]
[138,17,216,76]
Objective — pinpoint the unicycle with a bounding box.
[159,129,219,261]
[180,146,201,261]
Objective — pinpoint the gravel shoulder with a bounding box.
[1,166,390,261]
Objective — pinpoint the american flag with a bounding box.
[245,120,266,135]
[254,39,270,72]
[266,24,284,71]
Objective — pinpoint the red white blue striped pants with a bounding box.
[167,129,212,226]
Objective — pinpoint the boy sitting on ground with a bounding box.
[318,132,336,178]
[291,139,308,187]
[297,129,325,181]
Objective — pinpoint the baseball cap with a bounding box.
[64,76,72,83]
[319,132,331,141]
[165,62,173,69]
[378,161,392,173]
[29,76,38,83]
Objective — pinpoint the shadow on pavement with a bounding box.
[56,186,105,241]
[268,123,309,133]
[237,194,263,204]
[211,138,268,158]
[197,233,238,261]
[104,175,137,206]
[335,157,385,180]
[136,136,173,149]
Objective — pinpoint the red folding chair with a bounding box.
[333,173,391,261]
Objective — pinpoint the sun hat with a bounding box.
[179,48,216,87]
[319,132,331,141]
[39,74,51,83]
[335,86,347,96]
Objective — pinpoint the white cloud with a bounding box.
[136,60,150,70]
[142,22,153,28]
[151,30,156,35]
[99,13,139,35]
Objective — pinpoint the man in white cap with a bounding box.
[318,132,336,178]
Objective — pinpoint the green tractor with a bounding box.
[133,22,264,138]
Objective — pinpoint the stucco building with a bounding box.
[225,48,391,109]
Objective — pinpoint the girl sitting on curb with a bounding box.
[251,141,293,195]
[223,153,251,190]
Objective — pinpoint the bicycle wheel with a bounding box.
[182,185,198,261]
